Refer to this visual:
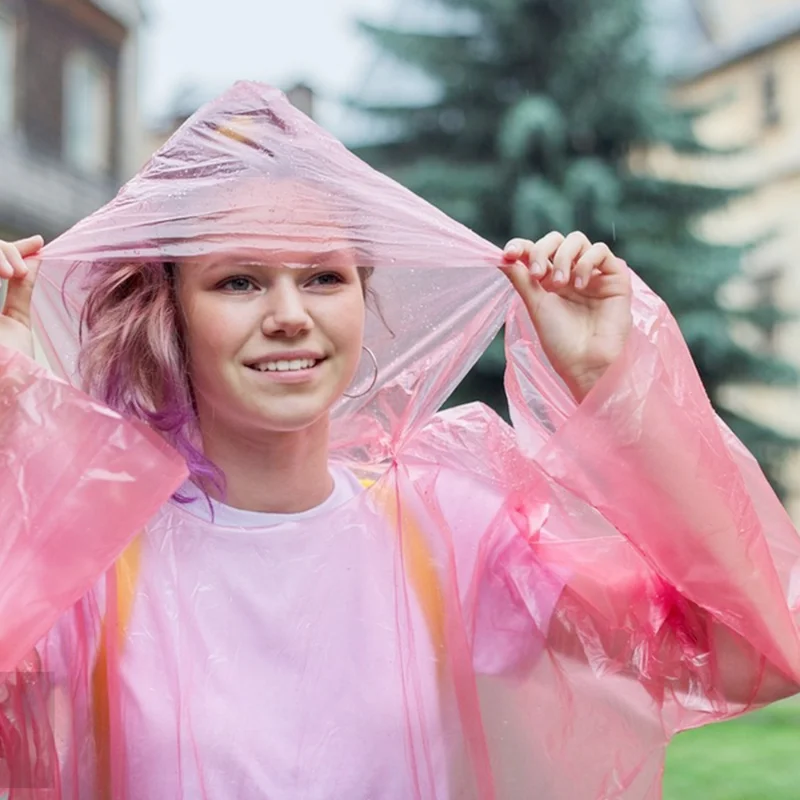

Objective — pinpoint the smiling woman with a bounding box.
[176,246,366,510]
[1,82,800,800]
[75,178,377,508]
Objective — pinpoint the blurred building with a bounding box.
[643,0,800,518]
[0,0,144,243]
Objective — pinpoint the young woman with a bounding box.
[1,82,799,800]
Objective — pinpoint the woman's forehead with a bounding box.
[160,175,371,266]
[184,244,361,272]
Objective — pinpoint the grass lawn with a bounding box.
[664,698,800,799]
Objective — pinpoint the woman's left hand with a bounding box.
[502,231,633,402]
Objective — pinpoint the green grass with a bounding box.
[664,699,800,799]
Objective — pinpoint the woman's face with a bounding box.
[177,244,366,437]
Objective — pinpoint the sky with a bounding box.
[140,0,397,133]
[134,0,695,143]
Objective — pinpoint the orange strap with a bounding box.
[91,536,142,799]
[363,478,447,666]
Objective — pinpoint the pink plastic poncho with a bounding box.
[2,81,800,799]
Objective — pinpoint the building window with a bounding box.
[762,68,780,128]
[64,49,111,175]
[0,10,16,135]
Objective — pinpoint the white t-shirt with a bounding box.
[115,466,451,799]
[42,466,558,799]
[183,465,364,527]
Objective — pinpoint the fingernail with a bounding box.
[531,260,545,277]
[554,270,565,284]
[574,276,585,289]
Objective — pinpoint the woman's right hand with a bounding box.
[0,235,44,360]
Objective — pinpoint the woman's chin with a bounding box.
[242,398,337,436]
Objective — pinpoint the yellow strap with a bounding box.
[91,536,142,799]
[360,478,446,665]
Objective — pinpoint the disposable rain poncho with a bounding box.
[2,81,800,799]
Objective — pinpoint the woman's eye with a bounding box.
[308,272,344,287]
[220,276,256,292]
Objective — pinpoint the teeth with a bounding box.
[251,358,317,372]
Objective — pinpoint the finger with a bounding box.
[2,255,42,328]
[533,231,566,263]
[502,259,546,311]
[516,232,565,279]
[0,235,43,280]
[503,238,531,262]
[12,235,44,258]
[573,243,614,289]
[0,250,12,280]
[503,238,545,276]
[530,231,567,280]
[0,242,29,279]
[552,232,591,287]
[504,238,546,279]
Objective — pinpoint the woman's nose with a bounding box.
[262,277,312,337]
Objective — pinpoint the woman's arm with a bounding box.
[500,231,800,710]
[0,345,187,669]
[0,238,187,791]
[548,574,798,709]
[1,237,188,669]
[530,321,800,711]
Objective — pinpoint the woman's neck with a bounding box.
[198,415,334,514]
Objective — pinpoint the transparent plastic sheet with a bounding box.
[0,81,797,798]
[0,347,188,796]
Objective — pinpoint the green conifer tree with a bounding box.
[353,0,797,491]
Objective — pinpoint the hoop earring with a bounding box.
[343,345,379,399]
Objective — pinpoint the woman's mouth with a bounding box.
[247,358,320,373]
[244,356,327,384]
